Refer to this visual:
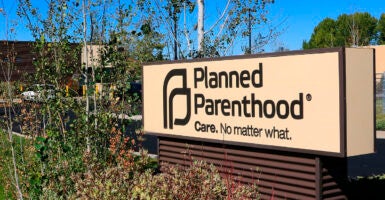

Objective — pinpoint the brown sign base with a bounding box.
[158,136,348,200]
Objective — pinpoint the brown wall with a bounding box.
[158,137,348,199]
[0,41,35,81]
[0,41,81,83]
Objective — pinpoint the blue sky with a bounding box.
[1,0,385,52]
[267,0,385,50]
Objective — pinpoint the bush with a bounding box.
[133,160,260,200]
[71,158,259,200]
[376,119,385,130]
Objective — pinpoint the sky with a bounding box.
[266,0,385,51]
[1,0,385,52]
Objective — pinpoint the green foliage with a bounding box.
[0,133,14,200]
[32,38,81,86]
[376,119,385,130]
[0,183,7,200]
[303,12,380,49]
[0,81,20,98]
[0,130,37,199]
[303,18,337,49]
[342,12,377,45]
[376,107,385,131]
[377,13,385,45]
[376,98,385,130]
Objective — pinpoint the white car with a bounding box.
[21,84,56,101]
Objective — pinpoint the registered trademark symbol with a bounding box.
[306,94,312,101]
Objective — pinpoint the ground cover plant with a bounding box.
[0,127,261,199]
[348,174,385,200]
[376,98,385,130]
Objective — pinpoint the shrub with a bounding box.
[132,160,260,200]
[376,119,385,130]
[71,158,259,200]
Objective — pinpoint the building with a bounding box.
[0,41,35,81]
[371,45,385,74]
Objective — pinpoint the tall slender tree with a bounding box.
[139,0,277,59]
[0,6,23,199]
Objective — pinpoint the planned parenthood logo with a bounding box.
[163,69,191,129]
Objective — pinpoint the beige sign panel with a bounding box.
[143,48,374,157]
[345,48,375,156]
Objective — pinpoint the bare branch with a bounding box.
[215,12,230,39]
[204,0,230,35]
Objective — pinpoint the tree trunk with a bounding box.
[197,0,204,55]
[82,0,91,153]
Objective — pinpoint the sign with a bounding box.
[143,48,374,157]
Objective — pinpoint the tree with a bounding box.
[195,0,277,57]
[138,0,277,59]
[163,0,194,60]
[197,0,204,55]
[302,18,337,49]
[346,12,377,46]
[0,6,23,199]
[377,13,385,44]
[303,12,379,49]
